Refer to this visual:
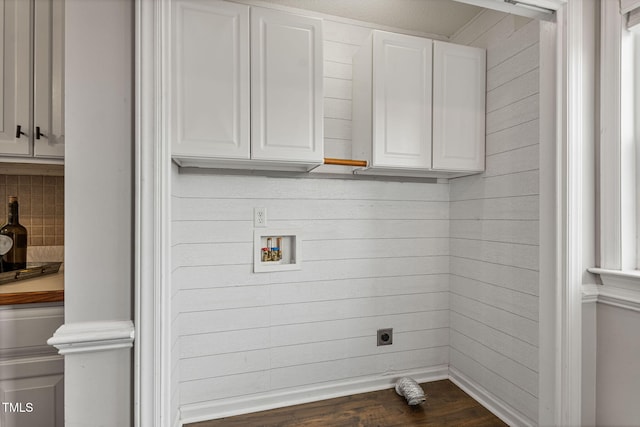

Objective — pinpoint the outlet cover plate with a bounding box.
[254,207,267,227]
[377,328,393,346]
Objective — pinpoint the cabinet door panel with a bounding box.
[251,7,323,162]
[171,0,249,159]
[33,0,64,158]
[0,0,31,156]
[0,373,63,427]
[432,41,486,171]
[373,31,432,169]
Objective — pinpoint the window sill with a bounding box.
[586,268,640,312]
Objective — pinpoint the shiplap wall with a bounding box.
[172,175,451,417]
[449,11,540,425]
[171,14,451,421]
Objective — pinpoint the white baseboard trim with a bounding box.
[173,412,182,427]
[179,365,449,425]
[47,320,135,355]
[448,367,534,427]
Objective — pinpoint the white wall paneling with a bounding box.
[172,172,450,423]
[449,13,541,426]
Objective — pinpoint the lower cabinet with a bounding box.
[0,303,64,427]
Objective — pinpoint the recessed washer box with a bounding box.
[254,229,301,273]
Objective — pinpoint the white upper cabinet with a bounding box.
[0,0,64,161]
[0,0,30,156]
[432,40,486,172]
[171,0,250,160]
[353,31,433,172]
[33,0,65,158]
[170,0,323,170]
[250,7,323,164]
[353,30,486,178]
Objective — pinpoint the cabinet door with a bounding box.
[0,305,64,427]
[171,0,250,159]
[250,7,323,163]
[33,0,64,158]
[0,373,64,427]
[432,41,486,171]
[372,31,432,169]
[0,0,31,156]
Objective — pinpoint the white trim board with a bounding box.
[553,0,598,424]
[585,268,640,312]
[538,15,560,427]
[178,367,534,427]
[454,0,566,21]
[622,0,640,15]
[599,0,638,271]
[449,368,534,427]
[135,0,174,425]
[179,366,449,425]
[48,320,134,355]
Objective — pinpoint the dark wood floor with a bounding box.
[187,380,507,427]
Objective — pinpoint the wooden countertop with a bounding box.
[0,267,64,305]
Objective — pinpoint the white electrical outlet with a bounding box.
[254,207,267,227]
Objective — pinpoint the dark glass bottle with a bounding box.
[0,196,27,271]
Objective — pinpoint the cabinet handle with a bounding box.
[15,125,27,138]
[35,126,47,139]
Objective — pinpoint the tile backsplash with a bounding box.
[0,175,64,247]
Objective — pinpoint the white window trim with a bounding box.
[586,268,640,312]
[598,0,637,272]
[589,0,640,305]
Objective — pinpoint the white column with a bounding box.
[49,0,134,426]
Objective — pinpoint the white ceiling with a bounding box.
[256,0,484,38]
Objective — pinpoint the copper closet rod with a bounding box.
[323,157,368,167]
